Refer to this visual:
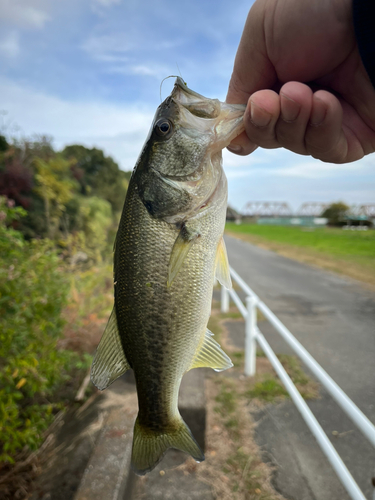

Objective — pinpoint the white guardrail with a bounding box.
[221,266,375,500]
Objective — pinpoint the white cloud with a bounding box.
[130,65,163,77]
[225,146,372,180]
[92,53,129,64]
[107,63,171,80]
[81,33,175,79]
[82,34,133,61]
[276,159,369,179]
[0,77,154,169]
[0,0,50,29]
[0,32,20,58]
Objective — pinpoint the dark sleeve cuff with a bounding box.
[353,0,375,89]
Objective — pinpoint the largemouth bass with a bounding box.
[91,77,245,475]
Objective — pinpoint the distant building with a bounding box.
[239,201,374,228]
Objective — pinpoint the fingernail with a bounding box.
[310,97,326,126]
[280,93,300,122]
[227,144,243,154]
[249,101,272,127]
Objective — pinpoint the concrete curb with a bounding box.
[74,372,138,500]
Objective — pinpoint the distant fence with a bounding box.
[221,267,375,500]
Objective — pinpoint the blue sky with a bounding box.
[1,0,374,212]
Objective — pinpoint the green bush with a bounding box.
[0,198,84,463]
[66,195,113,262]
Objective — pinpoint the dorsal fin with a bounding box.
[91,307,130,390]
[215,237,232,289]
[189,329,233,372]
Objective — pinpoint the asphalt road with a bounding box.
[224,235,375,500]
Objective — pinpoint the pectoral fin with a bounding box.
[168,224,200,286]
[215,237,232,289]
[91,307,130,390]
[189,329,233,372]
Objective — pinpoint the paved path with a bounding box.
[225,235,375,500]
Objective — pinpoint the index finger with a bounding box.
[226,1,277,104]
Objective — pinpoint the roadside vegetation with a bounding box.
[0,134,130,499]
[225,222,375,286]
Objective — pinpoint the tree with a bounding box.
[33,156,77,238]
[0,136,58,238]
[0,135,8,152]
[73,196,113,261]
[0,157,33,208]
[62,145,129,213]
[322,202,349,226]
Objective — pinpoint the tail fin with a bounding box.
[131,416,204,475]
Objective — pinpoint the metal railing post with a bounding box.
[221,285,229,313]
[245,295,257,376]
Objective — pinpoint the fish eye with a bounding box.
[155,119,173,138]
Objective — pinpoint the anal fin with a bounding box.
[189,329,233,372]
[91,307,130,390]
[215,237,232,289]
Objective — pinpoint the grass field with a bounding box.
[225,223,375,287]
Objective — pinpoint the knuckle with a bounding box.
[305,135,346,163]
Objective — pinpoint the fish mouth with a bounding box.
[174,77,208,101]
[172,77,246,150]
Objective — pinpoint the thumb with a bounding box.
[226,1,277,104]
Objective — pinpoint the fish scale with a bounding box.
[90,77,245,475]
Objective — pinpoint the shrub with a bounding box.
[0,197,82,463]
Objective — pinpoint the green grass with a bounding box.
[246,377,288,402]
[225,223,375,259]
[243,353,319,402]
[278,354,309,385]
[231,349,266,368]
[215,379,237,414]
[279,354,319,399]
[225,222,375,285]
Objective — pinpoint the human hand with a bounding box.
[226,0,375,163]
